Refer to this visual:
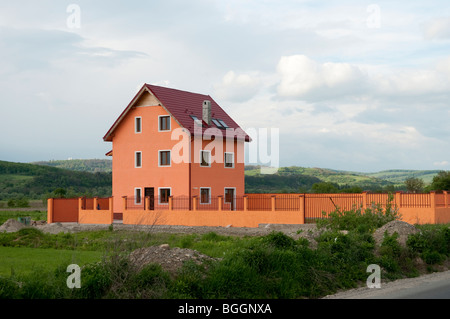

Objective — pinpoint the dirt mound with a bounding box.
[129,244,217,274]
[0,219,27,233]
[373,220,420,247]
[35,222,71,234]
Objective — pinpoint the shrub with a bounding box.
[316,194,400,233]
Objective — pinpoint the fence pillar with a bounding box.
[430,191,436,209]
[109,197,114,223]
[169,196,173,211]
[193,196,197,211]
[94,197,98,210]
[47,198,54,224]
[218,196,223,212]
[244,195,248,211]
[145,196,150,211]
[395,192,402,208]
[444,191,448,208]
[362,191,367,210]
[299,195,305,224]
[271,195,276,212]
[122,196,127,212]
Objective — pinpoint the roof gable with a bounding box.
[104,84,250,142]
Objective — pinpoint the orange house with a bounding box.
[103,84,251,217]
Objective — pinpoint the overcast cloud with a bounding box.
[0,0,449,172]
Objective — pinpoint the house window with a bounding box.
[212,118,223,129]
[135,188,142,204]
[135,117,142,133]
[159,188,171,204]
[200,188,210,204]
[218,119,229,128]
[224,152,234,168]
[159,150,171,166]
[190,115,204,127]
[135,151,142,168]
[200,150,211,167]
[159,116,171,131]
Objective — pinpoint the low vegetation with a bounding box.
[0,202,448,299]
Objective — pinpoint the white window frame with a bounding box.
[200,150,211,167]
[158,150,171,167]
[135,151,142,168]
[158,115,171,132]
[134,187,142,205]
[158,187,172,205]
[135,116,142,134]
[224,152,234,169]
[199,187,211,204]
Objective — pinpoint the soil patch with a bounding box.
[373,220,420,247]
[0,219,26,233]
[128,244,217,274]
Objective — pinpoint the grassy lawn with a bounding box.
[0,246,103,277]
[0,210,47,225]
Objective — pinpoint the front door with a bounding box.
[144,187,154,210]
[224,188,235,211]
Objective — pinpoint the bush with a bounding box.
[407,224,450,265]
[316,194,400,233]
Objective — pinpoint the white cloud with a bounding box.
[214,71,262,102]
[424,17,450,40]
[276,55,368,101]
[433,161,449,167]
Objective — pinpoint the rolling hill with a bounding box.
[0,159,444,200]
[0,160,112,200]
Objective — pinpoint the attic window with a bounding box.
[218,120,229,128]
[212,119,224,129]
[190,115,205,127]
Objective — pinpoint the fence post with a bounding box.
[395,192,402,208]
[271,195,276,212]
[362,191,367,210]
[109,197,114,223]
[193,196,197,211]
[218,196,223,212]
[244,195,248,211]
[430,191,436,209]
[122,196,127,212]
[94,197,98,210]
[299,195,305,224]
[444,191,448,208]
[145,196,150,211]
[169,196,173,211]
[47,198,54,224]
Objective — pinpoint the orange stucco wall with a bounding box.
[123,209,304,228]
[109,91,246,214]
[110,100,189,213]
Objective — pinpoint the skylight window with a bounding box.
[190,115,203,126]
[218,119,229,128]
[212,118,223,128]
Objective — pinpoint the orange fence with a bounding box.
[47,191,450,227]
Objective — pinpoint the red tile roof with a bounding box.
[103,84,250,142]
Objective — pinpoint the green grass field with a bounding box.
[0,246,103,277]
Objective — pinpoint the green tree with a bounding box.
[311,182,339,193]
[404,177,424,193]
[429,171,450,191]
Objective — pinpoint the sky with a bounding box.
[0,0,449,172]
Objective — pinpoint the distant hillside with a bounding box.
[33,159,112,173]
[362,169,441,185]
[244,165,442,193]
[0,160,111,200]
[244,166,396,193]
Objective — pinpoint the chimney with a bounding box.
[202,100,211,125]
